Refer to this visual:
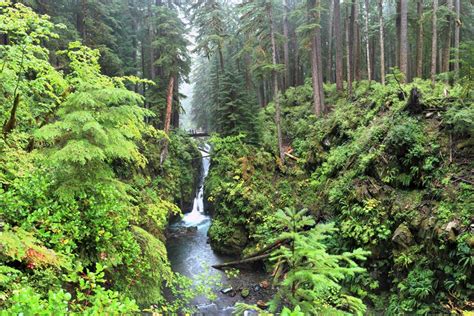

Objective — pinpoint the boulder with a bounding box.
[443,219,460,241]
[392,224,414,248]
[256,300,268,309]
[259,280,270,289]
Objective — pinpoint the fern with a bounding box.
[270,208,369,315]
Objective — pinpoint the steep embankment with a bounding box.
[204,78,473,313]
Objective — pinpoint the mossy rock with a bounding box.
[208,221,248,255]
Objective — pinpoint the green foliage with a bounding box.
[0,227,69,269]
[35,42,150,193]
[270,208,369,315]
[206,77,474,313]
[0,4,205,312]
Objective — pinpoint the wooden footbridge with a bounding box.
[187,129,209,137]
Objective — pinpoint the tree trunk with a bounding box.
[378,0,385,84]
[346,4,353,95]
[364,0,371,81]
[400,0,408,81]
[396,0,401,67]
[442,0,453,74]
[352,0,361,81]
[164,76,175,133]
[148,2,156,80]
[309,0,324,115]
[454,0,460,78]
[370,37,376,80]
[218,45,225,73]
[431,0,438,85]
[76,0,87,42]
[283,0,291,89]
[334,0,343,91]
[268,4,285,163]
[160,75,175,166]
[416,0,424,78]
[326,0,334,83]
[315,0,325,112]
[3,94,20,137]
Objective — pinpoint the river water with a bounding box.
[166,144,271,315]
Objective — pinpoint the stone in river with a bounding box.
[221,287,233,294]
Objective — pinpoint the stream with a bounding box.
[166,144,272,315]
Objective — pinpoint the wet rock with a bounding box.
[443,219,460,241]
[209,224,248,255]
[167,226,198,238]
[392,224,414,248]
[221,287,233,294]
[256,300,268,309]
[241,288,250,298]
[253,285,261,292]
[259,280,270,289]
[197,303,218,314]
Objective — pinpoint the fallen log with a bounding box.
[212,253,271,270]
[242,239,289,260]
[284,152,299,161]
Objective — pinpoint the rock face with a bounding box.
[208,222,248,255]
[392,224,414,248]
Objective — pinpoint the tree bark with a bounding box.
[76,0,87,42]
[326,0,334,83]
[378,0,385,84]
[283,0,291,89]
[364,0,371,81]
[148,2,156,80]
[352,0,361,81]
[442,0,453,74]
[454,0,460,78]
[164,76,175,133]
[416,0,424,78]
[3,94,20,137]
[396,0,401,67]
[315,0,325,112]
[431,0,438,85]
[268,3,285,163]
[346,4,353,95]
[309,0,324,115]
[400,0,408,81]
[334,0,343,91]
